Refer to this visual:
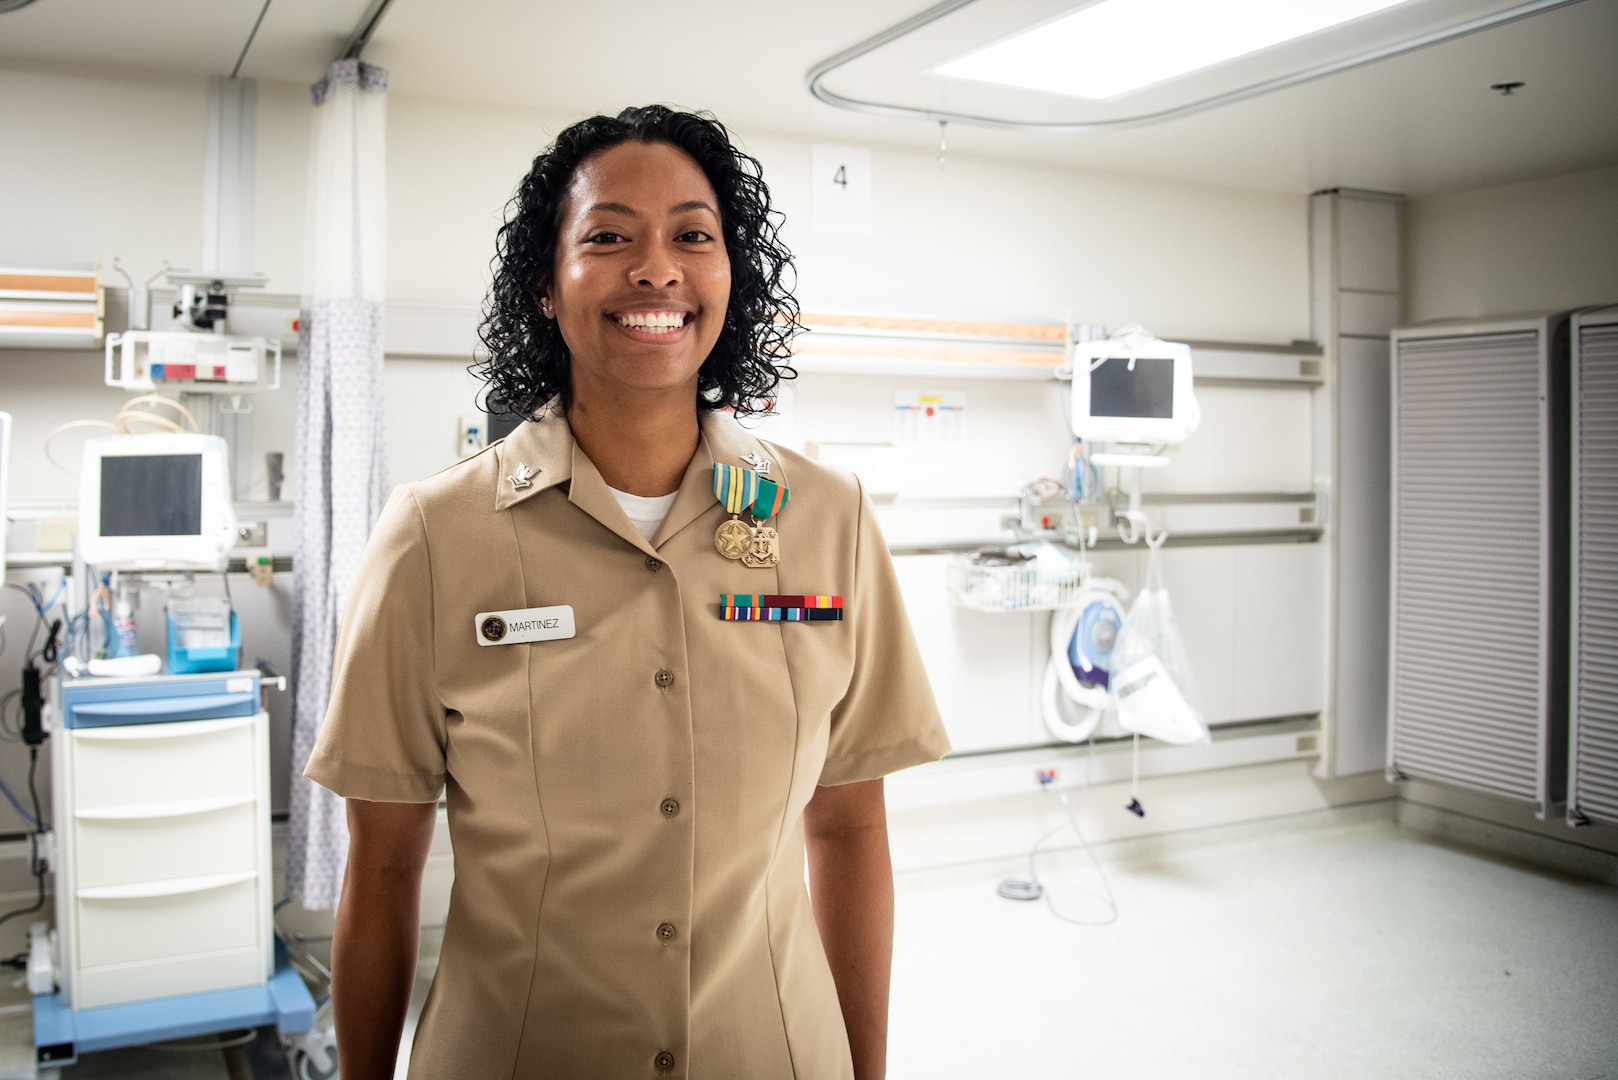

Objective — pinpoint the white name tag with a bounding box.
[474,605,576,646]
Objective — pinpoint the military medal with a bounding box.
[743,524,779,568]
[741,477,789,569]
[712,464,790,569]
[715,518,751,560]
[712,464,760,561]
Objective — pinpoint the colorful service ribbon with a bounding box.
[752,477,788,520]
[712,465,789,520]
[713,464,760,515]
[720,594,844,622]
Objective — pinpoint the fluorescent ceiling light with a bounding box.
[936,0,1416,100]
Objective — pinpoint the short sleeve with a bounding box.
[818,479,952,786]
[303,485,447,803]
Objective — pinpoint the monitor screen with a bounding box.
[100,454,203,536]
[1091,357,1175,419]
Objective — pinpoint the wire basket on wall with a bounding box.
[946,551,1086,612]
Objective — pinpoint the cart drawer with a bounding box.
[74,800,258,890]
[71,716,257,811]
[76,873,260,968]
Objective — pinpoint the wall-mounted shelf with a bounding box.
[0,267,102,350]
[791,312,1066,380]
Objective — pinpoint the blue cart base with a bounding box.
[33,945,316,1068]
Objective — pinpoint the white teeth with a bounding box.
[616,311,686,332]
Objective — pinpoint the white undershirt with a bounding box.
[608,486,678,540]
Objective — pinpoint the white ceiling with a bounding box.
[3,0,1615,196]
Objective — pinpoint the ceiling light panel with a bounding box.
[809,0,1584,131]
[937,0,1416,100]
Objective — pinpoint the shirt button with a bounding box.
[655,1051,676,1072]
[660,797,680,818]
[654,668,674,689]
[657,921,677,942]
[645,555,662,572]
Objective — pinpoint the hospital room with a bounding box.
[1,0,1616,1076]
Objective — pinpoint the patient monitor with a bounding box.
[78,433,237,570]
[1070,326,1199,445]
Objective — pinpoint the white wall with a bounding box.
[1,62,1319,836]
[745,137,1309,343]
[1405,164,1618,323]
[3,64,1312,339]
[4,63,1312,492]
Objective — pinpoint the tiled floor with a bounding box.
[3,803,1615,1079]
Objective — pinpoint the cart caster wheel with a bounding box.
[292,1044,338,1080]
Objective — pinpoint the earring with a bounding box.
[540,297,554,319]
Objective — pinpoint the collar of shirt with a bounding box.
[492,402,790,555]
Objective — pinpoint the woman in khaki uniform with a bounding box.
[306,106,950,1080]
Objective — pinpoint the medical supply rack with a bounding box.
[35,670,313,1069]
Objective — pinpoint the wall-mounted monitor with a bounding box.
[1070,335,1199,445]
[77,433,237,570]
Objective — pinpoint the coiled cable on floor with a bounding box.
[1026,781,1119,926]
[998,751,1120,926]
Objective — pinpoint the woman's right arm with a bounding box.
[332,797,438,1080]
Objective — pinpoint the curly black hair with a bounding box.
[475,105,800,420]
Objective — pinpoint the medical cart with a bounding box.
[33,670,314,1070]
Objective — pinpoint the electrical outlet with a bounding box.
[458,417,485,458]
[236,521,267,547]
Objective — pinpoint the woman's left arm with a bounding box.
[804,777,894,1080]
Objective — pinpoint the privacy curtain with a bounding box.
[288,58,390,909]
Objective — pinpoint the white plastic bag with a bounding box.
[1111,547,1209,746]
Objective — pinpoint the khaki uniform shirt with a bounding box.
[305,408,950,1079]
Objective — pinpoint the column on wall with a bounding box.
[1310,187,1403,777]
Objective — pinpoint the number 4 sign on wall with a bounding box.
[811,145,873,235]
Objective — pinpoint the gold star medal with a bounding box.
[713,464,760,561]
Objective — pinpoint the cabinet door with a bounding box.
[893,555,1039,752]
[1155,547,1238,724]
[1234,543,1328,720]
[1155,543,1327,725]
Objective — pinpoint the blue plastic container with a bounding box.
[166,610,240,674]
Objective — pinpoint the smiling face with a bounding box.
[543,141,731,407]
